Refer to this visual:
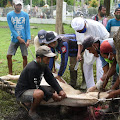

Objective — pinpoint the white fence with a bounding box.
[0,4,98,24]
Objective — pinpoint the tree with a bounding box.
[104,0,110,16]
[55,0,64,34]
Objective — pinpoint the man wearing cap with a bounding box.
[44,32,78,87]
[81,37,117,91]
[106,7,120,38]
[71,17,109,89]
[15,45,66,120]
[7,1,31,75]
[34,30,58,73]
[82,36,120,113]
[34,30,47,52]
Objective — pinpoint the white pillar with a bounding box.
[63,1,66,21]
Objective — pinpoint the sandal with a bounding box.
[19,101,30,112]
[29,112,41,120]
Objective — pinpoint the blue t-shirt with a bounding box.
[106,18,120,37]
[7,10,31,43]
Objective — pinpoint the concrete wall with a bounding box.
[0,17,71,24]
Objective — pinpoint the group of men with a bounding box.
[6,0,120,119]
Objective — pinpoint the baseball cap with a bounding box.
[100,38,116,54]
[81,36,100,53]
[36,45,56,57]
[71,17,85,31]
[14,0,22,5]
[45,32,58,44]
[38,30,47,44]
[115,7,120,12]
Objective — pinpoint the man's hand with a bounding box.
[96,79,104,91]
[52,92,62,102]
[55,75,66,83]
[17,36,25,44]
[59,90,67,100]
[107,90,116,98]
[77,53,82,61]
[87,86,98,92]
[26,40,30,47]
[52,91,66,102]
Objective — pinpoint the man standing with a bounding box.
[7,1,31,75]
[106,7,120,37]
[71,17,109,89]
[15,45,66,120]
[92,5,107,27]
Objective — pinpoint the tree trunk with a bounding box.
[104,0,110,16]
[55,0,64,34]
[113,28,120,80]
[98,0,100,6]
[51,0,53,6]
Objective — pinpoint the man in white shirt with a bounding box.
[71,17,109,89]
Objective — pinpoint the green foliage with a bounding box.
[100,0,104,5]
[64,0,74,5]
[75,1,81,6]
[88,7,98,15]
[89,0,98,8]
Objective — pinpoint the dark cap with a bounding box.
[38,30,47,44]
[115,7,120,12]
[45,32,58,44]
[81,36,99,53]
[100,38,116,54]
[36,45,56,57]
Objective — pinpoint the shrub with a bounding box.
[89,0,98,8]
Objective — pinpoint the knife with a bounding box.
[74,59,80,71]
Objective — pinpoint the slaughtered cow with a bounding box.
[0,74,108,107]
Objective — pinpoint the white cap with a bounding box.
[14,1,22,5]
[71,17,85,31]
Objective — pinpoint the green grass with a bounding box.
[0,21,75,76]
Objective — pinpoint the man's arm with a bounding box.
[7,13,19,39]
[25,13,31,41]
[44,67,66,100]
[57,42,68,80]
[106,20,111,32]
[111,76,120,90]
[102,60,117,88]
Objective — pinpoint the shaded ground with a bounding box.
[1,90,120,120]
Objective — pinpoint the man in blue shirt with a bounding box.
[7,1,31,75]
[106,7,120,37]
[43,32,78,88]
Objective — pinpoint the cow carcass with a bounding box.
[0,74,108,107]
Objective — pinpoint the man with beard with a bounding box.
[15,45,66,120]
[106,7,120,37]
[92,5,107,27]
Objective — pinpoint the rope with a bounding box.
[28,47,35,60]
